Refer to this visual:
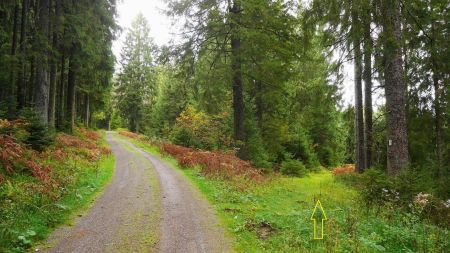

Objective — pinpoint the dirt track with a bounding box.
[40,132,230,253]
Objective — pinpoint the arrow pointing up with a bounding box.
[310,199,327,239]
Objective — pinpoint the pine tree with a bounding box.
[115,14,157,132]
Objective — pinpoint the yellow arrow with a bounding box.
[310,199,327,239]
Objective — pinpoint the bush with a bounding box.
[170,106,218,150]
[280,159,307,177]
[393,168,422,204]
[285,129,319,169]
[160,142,265,185]
[170,126,198,148]
[332,164,355,175]
[245,128,272,169]
[360,168,393,207]
[334,172,362,187]
[19,108,53,151]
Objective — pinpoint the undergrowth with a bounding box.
[119,130,449,252]
[0,120,114,253]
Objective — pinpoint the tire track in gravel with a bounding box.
[113,134,231,253]
[40,132,161,253]
[39,132,231,253]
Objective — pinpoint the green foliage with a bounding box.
[284,127,319,169]
[245,133,272,169]
[0,126,114,252]
[280,158,307,177]
[169,106,231,150]
[179,162,448,252]
[360,168,393,208]
[334,172,362,187]
[393,168,423,203]
[114,14,157,133]
[19,109,54,152]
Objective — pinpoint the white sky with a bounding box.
[112,0,172,61]
[112,0,381,108]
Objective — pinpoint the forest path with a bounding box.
[40,132,230,253]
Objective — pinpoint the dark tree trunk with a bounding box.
[230,0,245,159]
[433,74,443,177]
[430,24,443,179]
[35,0,50,124]
[57,52,65,129]
[48,0,61,127]
[354,43,365,173]
[7,3,20,118]
[363,9,373,170]
[17,0,29,110]
[66,52,76,132]
[130,116,137,132]
[84,93,90,127]
[352,7,365,173]
[28,56,35,104]
[381,0,409,175]
[48,51,57,127]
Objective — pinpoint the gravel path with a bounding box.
[39,132,231,253]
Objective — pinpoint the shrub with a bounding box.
[360,168,393,207]
[160,142,264,184]
[245,130,272,169]
[393,168,422,204]
[420,195,450,226]
[170,126,197,148]
[170,106,230,150]
[19,109,53,151]
[285,129,318,168]
[119,130,140,139]
[334,172,362,187]
[0,135,24,174]
[332,164,355,175]
[280,159,307,177]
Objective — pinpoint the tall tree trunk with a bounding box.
[230,0,245,159]
[84,93,89,127]
[7,3,20,118]
[28,56,35,104]
[381,0,409,175]
[363,7,373,170]
[48,0,60,127]
[354,43,365,173]
[57,52,65,129]
[352,7,365,173]
[430,23,443,179]
[66,51,76,132]
[433,73,443,177]
[17,0,29,110]
[35,0,50,124]
[130,116,137,132]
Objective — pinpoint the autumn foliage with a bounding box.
[0,135,24,174]
[119,130,140,139]
[331,164,355,175]
[0,120,110,191]
[119,130,265,184]
[162,143,264,182]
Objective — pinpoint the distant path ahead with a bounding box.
[41,132,231,253]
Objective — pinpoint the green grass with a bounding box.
[120,133,449,253]
[0,154,115,253]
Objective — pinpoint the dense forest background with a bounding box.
[1,0,449,199]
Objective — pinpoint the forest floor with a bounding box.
[38,132,231,253]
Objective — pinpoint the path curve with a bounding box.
[40,132,231,253]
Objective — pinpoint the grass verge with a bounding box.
[0,130,115,253]
[118,133,449,252]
